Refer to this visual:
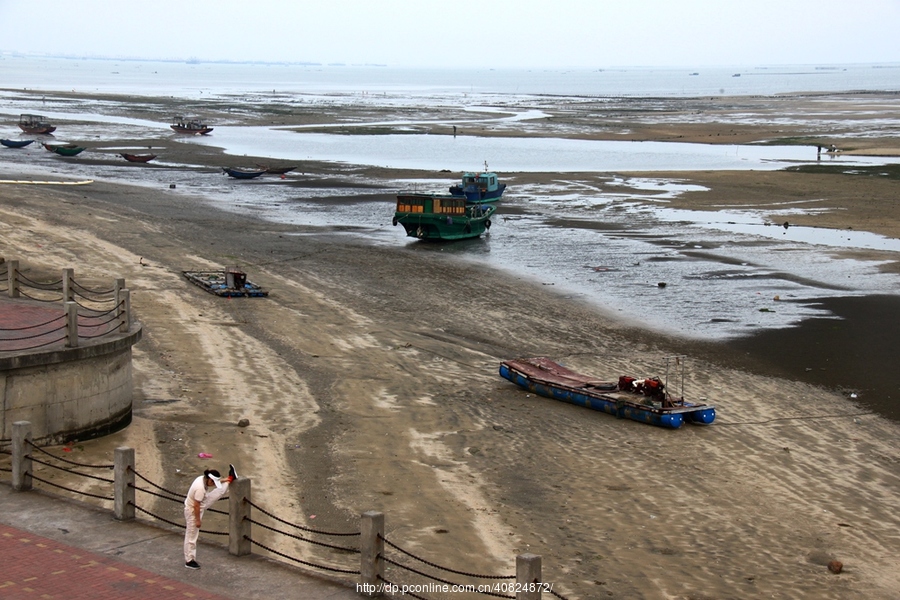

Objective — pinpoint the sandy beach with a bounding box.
[2,90,900,599]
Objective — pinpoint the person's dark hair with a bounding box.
[204,469,221,480]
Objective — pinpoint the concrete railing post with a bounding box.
[360,511,385,597]
[229,477,252,556]
[62,268,74,303]
[12,421,33,491]
[114,447,135,521]
[117,288,131,333]
[7,259,19,298]
[516,553,542,600]
[65,301,78,347]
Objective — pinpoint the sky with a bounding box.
[1,0,898,69]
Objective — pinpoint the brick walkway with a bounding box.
[0,522,236,600]
[0,300,68,352]
[0,484,362,600]
[0,296,123,354]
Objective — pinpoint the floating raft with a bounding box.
[182,269,268,297]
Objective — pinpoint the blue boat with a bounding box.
[499,357,715,429]
[1,139,35,148]
[449,162,506,202]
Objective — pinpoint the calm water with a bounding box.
[188,126,900,172]
[3,55,900,97]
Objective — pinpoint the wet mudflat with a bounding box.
[3,87,900,599]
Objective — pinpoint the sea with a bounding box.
[3,55,900,350]
[3,54,900,97]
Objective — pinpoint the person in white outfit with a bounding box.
[183,464,237,569]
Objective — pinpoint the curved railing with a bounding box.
[0,434,572,600]
[0,260,133,353]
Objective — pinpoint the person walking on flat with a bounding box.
[183,464,238,569]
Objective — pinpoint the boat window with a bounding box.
[433,197,466,215]
[396,196,427,213]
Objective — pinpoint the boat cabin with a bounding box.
[171,116,212,132]
[20,114,51,127]
[18,114,56,134]
[461,172,499,190]
[396,194,467,215]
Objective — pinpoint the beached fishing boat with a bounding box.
[120,152,157,163]
[170,116,213,135]
[1,139,35,148]
[43,143,86,156]
[256,164,297,174]
[223,166,267,179]
[393,194,495,241]
[499,356,716,429]
[18,114,56,134]
[448,163,506,202]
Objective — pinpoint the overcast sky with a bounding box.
[1,0,898,69]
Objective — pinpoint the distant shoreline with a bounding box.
[4,51,900,71]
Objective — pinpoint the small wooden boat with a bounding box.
[120,153,157,163]
[170,116,213,135]
[223,167,267,179]
[18,114,56,135]
[393,194,495,241]
[256,164,297,174]
[1,139,35,148]
[448,162,506,202]
[43,143,86,156]
[499,357,716,429]
[182,268,268,297]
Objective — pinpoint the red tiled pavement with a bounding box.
[0,300,67,352]
[0,484,362,600]
[0,298,117,353]
[0,522,236,600]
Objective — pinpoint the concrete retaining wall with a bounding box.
[1,325,142,444]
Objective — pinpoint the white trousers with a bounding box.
[183,482,229,562]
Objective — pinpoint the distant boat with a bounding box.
[18,114,56,135]
[120,153,157,163]
[43,143,85,156]
[223,166,267,179]
[499,356,716,429]
[393,193,495,241]
[256,164,297,174]
[170,116,213,135]
[448,162,506,202]
[1,139,35,148]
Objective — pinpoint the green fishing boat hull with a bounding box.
[394,203,495,241]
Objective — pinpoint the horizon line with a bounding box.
[2,51,900,72]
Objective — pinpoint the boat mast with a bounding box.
[663,355,686,400]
